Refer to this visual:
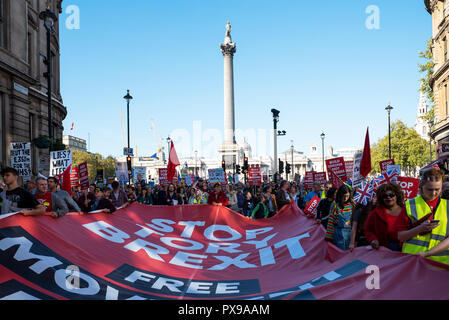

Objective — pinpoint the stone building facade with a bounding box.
[426,0,449,156]
[0,0,66,175]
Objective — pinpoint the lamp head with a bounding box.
[123,89,133,101]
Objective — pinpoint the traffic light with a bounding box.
[279,159,284,174]
[236,164,241,174]
[286,163,291,174]
[126,156,132,175]
[222,160,226,170]
[243,156,249,173]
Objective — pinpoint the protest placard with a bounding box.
[380,159,395,174]
[352,152,364,188]
[158,168,169,186]
[397,176,419,201]
[78,162,90,189]
[314,172,327,185]
[248,167,262,186]
[208,168,226,184]
[304,171,315,188]
[10,142,32,180]
[326,157,347,182]
[70,167,79,187]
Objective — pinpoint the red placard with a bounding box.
[326,157,347,182]
[314,172,327,185]
[304,172,315,188]
[70,167,79,187]
[248,167,262,186]
[397,176,420,201]
[379,159,395,174]
[304,196,320,217]
[328,169,344,189]
[78,162,89,189]
[158,168,170,186]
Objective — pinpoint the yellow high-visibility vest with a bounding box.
[402,196,449,265]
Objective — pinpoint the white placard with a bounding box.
[10,142,32,180]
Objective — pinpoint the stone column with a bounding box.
[221,42,236,146]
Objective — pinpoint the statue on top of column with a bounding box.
[224,21,232,44]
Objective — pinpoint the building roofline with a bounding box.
[425,0,432,14]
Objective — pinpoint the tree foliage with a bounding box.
[72,150,116,182]
[371,121,434,176]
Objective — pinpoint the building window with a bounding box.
[444,84,448,117]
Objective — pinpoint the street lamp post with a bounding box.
[271,109,280,182]
[39,2,57,145]
[166,136,171,161]
[386,103,393,159]
[291,140,294,177]
[123,90,133,185]
[428,120,433,162]
[194,150,198,176]
[320,132,325,172]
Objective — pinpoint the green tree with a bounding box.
[371,121,433,176]
[72,150,116,182]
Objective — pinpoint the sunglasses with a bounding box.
[383,193,396,199]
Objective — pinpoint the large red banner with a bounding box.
[0,203,448,300]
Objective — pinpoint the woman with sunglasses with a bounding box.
[364,183,404,251]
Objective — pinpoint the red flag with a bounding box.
[167,141,180,183]
[70,122,74,131]
[360,127,372,177]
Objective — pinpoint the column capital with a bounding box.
[220,42,236,56]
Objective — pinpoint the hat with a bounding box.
[214,182,221,187]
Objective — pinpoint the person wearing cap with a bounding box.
[207,182,229,206]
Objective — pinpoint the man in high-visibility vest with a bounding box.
[397,168,449,265]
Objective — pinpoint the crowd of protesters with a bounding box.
[1,165,449,265]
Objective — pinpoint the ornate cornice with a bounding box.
[220,43,236,56]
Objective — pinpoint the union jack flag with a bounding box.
[353,179,375,205]
[374,167,400,187]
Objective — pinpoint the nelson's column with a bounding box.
[218,21,239,169]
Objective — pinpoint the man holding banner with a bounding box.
[0,167,45,216]
[48,177,82,213]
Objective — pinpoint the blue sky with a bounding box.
[60,0,432,159]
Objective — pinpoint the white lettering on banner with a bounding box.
[124,270,241,295]
[186,281,214,294]
[147,219,176,233]
[216,282,240,294]
[82,219,312,270]
[243,233,278,249]
[82,221,130,244]
[54,269,100,295]
[245,227,273,240]
[208,253,257,270]
[125,271,155,283]
[169,251,207,269]
[124,239,169,262]
[178,221,206,238]
[204,225,242,241]
[160,237,204,251]
[259,246,276,266]
[274,233,310,259]
[134,224,164,238]
[206,242,242,254]
[0,237,63,274]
